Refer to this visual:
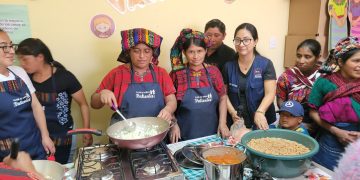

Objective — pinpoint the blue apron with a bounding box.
[34,69,72,164]
[0,69,45,161]
[176,65,219,140]
[312,122,359,170]
[111,65,165,124]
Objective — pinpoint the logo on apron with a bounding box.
[13,92,31,107]
[135,89,156,99]
[254,68,263,79]
[194,93,213,103]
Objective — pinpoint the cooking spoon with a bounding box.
[111,104,136,132]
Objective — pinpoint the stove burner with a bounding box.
[85,146,118,161]
[75,143,184,180]
[142,163,164,175]
[89,169,114,180]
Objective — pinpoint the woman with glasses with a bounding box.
[222,23,277,130]
[168,28,229,142]
[0,29,55,161]
[276,39,322,135]
[91,28,177,125]
[15,38,93,164]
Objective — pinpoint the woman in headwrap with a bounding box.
[91,28,177,124]
[168,28,229,142]
[276,39,322,135]
[308,36,360,170]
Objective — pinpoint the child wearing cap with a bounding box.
[228,100,309,145]
[272,100,309,135]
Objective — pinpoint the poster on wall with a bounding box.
[349,0,360,39]
[328,0,348,50]
[90,14,115,38]
[0,5,31,44]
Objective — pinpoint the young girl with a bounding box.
[169,28,229,142]
[16,38,92,164]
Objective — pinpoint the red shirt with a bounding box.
[95,64,176,105]
[170,64,226,101]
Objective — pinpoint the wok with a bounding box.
[67,117,174,149]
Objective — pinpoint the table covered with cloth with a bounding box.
[166,135,333,180]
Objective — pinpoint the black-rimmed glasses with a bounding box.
[0,44,18,53]
[233,38,252,46]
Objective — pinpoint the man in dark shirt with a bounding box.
[204,19,236,71]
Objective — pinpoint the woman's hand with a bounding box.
[254,111,269,130]
[169,124,181,143]
[3,151,45,180]
[218,123,230,138]
[83,134,93,147]
[231,127,251,143]
[230,111,241,122]
[157,107,172,122]
[42,136,55,155]
[333,128,359,145]
[99,89,117,107]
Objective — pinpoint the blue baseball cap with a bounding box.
[277,100,304,117]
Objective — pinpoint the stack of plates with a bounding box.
[174,145,204,169]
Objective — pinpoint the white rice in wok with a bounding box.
[110,125,160,139]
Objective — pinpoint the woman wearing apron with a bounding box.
[16,38,92,164]
[309,36,360,170]
[0,29,55,161]
[91,28,177,125]
[168,28,229,142]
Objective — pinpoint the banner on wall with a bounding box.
[0,4,31,44]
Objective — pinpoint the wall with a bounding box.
[0,0,290,144]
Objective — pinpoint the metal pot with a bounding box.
[67,117,174,149]
[32,160,65,180]
[200,146,247,180]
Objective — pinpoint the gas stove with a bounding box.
[75,142,185,180]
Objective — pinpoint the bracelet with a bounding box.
[255,110,265,115]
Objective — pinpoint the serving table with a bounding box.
[167,135,334,180]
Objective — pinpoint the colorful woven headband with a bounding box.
[334,36,360,59]
[170,28,210,71]
[118,28,163,65]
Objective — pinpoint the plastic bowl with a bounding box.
[32,160,65,180]
[241,129,319,178]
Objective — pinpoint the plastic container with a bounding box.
[241,129,319,178]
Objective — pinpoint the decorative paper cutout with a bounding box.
[224,0,236,4]
[90,14,115,38]
[107,0,163,14]
[328,0,348,50]
[349,0,360,39]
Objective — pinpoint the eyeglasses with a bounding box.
[233,38,252,46]
[0,44,18,53]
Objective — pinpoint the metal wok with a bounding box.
[67,117,173,149]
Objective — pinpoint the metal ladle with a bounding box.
[111,104,136,132]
